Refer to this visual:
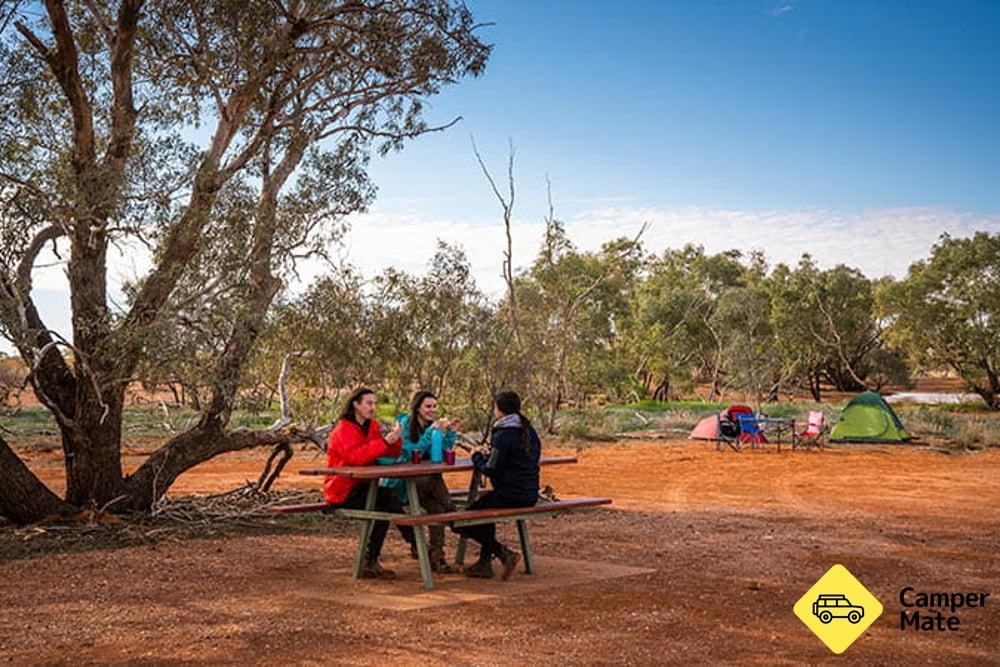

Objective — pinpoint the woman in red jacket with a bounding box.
[324,387,415,579]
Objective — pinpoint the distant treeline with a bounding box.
[127,227,999,429]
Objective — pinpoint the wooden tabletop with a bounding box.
[300,455,578,479]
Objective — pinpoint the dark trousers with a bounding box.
[412,474,455,553]
[330,483,415,562]
[452,491,535,560]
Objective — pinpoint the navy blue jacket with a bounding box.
[472,424,541,503]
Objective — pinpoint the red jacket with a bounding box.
[323,418,400,504]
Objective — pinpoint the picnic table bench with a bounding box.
[271,455,611,590]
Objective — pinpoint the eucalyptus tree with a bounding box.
[880,232,1000,409]
[0,0,489,523]
[623,245,746,402]
[770,257,910,399]
[516,206,644,431]
[375,242,488,402]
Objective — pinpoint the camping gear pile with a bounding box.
[690,405,769,444]
[689,391,909,450]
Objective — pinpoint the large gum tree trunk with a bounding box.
[0,436,74,524]
[61,389,126,508]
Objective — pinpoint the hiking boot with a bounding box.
[498,548,521,581]
[432,558,459,574]
[429,547,458,574]
[463,558,494,579]
[360,561,396,580]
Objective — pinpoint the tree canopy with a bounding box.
[0,0,490,523]
[880,231,1000,409]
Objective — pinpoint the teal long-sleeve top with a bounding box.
[379,413,456,503]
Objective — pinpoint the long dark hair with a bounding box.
[340,387,375,424]
[494,390,533,454]
[409,390,437,443]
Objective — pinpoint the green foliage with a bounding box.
[769,257,911,400]
[554,407,619,441]
[880,232,1000,409]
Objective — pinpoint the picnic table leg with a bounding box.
[516,519,534,575]
[405,478,434,590]
[455,470,482,567]
[352,480,378,579]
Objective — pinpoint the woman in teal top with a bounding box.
[382,391,460,573]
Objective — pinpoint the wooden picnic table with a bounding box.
[299,455,579,590]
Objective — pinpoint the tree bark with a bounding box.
[973,358,1000,410]
[0,435,74,524]
[653,379,668,402]
[809,371,822,402]
[122,425,304,511]
[60,387,126,508]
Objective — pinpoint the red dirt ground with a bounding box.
[2,440,999,665]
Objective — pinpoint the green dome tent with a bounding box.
[830,391,909,443]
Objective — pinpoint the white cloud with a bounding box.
[331,204,1000,296]
[772,2,796,16]
[4,204,998,355]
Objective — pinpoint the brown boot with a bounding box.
[463,557,494,579]
[432,559,459,574]
[498,547,521,582]
[429,548,458,574]
[361,561,396,580]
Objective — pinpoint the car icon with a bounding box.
[812,594,865,624]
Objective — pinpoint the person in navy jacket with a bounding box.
[456,390,540,580]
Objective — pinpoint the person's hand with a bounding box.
[385,423,402,444]
[471,450,487,470]
[449,418,463,433]
[434,418,451,431]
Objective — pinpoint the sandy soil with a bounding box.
[2,440,999,665]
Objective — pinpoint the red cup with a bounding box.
[410,449,422,464]
[444,450,456,466]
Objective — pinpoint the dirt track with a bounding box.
[2,440,999,665]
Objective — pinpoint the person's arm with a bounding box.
[326,424,342,466]
[380,420,403,459]
[412,422,436,460]
[340,422,390,465]
[476,432,510,481]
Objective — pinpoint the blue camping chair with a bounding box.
[737,414,766,449]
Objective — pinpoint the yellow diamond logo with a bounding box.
[793,564,883,654]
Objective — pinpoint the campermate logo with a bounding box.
[794,564,883,654]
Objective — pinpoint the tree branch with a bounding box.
[81,0,114,46]
[103,0,144,172]
[16,224,65,293]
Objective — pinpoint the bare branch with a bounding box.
[16,225,65,293]
[82,0,114,46]
[472,135,520,345]
[267,350,311,431]
[33,329,108,425]
[13,20,50,59]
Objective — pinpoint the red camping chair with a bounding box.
[723,405,753,420]
[792,411,825,450]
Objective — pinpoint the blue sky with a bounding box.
[8,0,1000,355]
[364,0,1000,219]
